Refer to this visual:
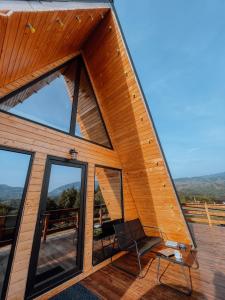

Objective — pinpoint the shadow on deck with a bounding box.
[82,223,225,300]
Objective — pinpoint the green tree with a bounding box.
[59,188,80,208]
[46,197,58,211]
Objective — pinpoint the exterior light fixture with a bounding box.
[26,23,36,33]
[56,18,64,28]
[69,148,78,160]
[76,15,81,23]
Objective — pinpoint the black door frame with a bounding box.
[92,164,124,266]
[25,155,87,299]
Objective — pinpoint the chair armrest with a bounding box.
[142,225,167,240]
[115,234,138,250]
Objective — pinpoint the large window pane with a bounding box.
[34,163,83,288]
[0,61,77,132]
[0,149,31,298]
[93,167,123,265]
[75,64,112,148]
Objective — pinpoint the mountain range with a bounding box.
[0,182,81,202]
[48,182,81,197]
[1,172,225,202]
[0,184,23,201]
[174,172,225,201]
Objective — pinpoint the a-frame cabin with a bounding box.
[0,1,194,299]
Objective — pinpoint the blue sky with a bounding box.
[0,150,30,187]
[11,77,72,132]
[115,0,225,178]
[48,165,81,192]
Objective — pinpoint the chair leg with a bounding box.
[110,236,116,264]
[112,249,154,279]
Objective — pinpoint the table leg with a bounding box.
[157,258,193,296]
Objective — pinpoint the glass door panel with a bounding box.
[93,167,124,265]
[27,158,86,298]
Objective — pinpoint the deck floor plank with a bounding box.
[82,223,225,300]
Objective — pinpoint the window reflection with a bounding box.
[34,164,83,287]
[93,167,123,265]
[75,65,111,148]
[0,61,77,132]
[0,149,31,298]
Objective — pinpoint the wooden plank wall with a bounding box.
[76,66,111,147]
[83,11,192,244]
[0,111,137,299]
[95,167,123,220]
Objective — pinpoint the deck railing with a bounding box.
[182,202,225,227]
[42,208,79,242]
[0,204,109,246]
[94,204,109,225]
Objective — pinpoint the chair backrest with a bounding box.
[128,219,146,241]
[101,219,123,238]
[114,222,134,250]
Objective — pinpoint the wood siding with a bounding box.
[83,11,192,244]
[0,111,137,300]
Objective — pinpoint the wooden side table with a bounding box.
[152,244,199,296]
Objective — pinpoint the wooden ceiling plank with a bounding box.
[58,10,88,58]
[18,12,46,81]
[30,11,59,76]
[0,15,8,67]
[25,12,51,78]
[50,10,78,61]
[0,12,22,87]
[2,12,24,85]
[6,12,31,84]
[42,10,73,67]
[11,12,39,82]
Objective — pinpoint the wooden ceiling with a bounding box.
[0,6,109,96]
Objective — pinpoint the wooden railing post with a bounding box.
[99,206,103,225]
[0,216,5,241]
[205,202,212,227]
[43,214,49,242]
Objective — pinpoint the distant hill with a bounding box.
[49,182,81,198]
[1,173,225,204]
[0,182,81,202]
[174,172,225,202]
[0,184,23,201]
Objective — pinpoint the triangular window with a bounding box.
[73,60,112,148]
[0,56,112,149]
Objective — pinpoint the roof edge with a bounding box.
[0,1,113,12]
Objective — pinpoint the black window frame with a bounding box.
[0,145,34,300]
[25,155,87,300]
[92,164,124,266]
[0,55,113,150]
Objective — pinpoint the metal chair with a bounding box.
[112,218,163,278]
[93,219,123,263]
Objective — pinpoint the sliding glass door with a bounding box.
[26,157,86,299]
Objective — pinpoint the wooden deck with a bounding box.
[82,223,225,300]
